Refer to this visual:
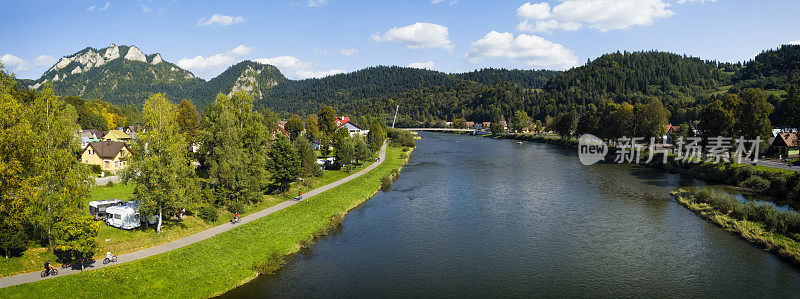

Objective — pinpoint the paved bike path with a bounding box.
[0,143,387,288]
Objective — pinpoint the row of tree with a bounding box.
[1,69,98,268]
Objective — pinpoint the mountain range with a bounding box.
[16,43,800,126]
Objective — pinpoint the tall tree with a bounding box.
[28,86,91,247]
[511,110,531,133]
[700,98,736,138]
[293,135,321,177]
[177,99,200,144]
[737,88,773,150]
[317,106,337,156]
[268,135,300,191]
[285,115,304,140]
[554,111,578,138]
[635,99,669,141]
[200,92,269,205]
[304,114,321,142]
[610,102,635,138]
[367,122,385,152]
[51,215,98,271]
[125,93,194,233]
[0,68,36,257]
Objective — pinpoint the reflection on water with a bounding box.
[220,132,800,298]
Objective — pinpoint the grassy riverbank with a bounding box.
[672,188,800,265]
[0,165,366,278]
[0,145,412,298]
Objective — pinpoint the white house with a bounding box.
[338,121,368,136]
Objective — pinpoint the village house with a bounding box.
[80,141,133,174]
[337,117,368,136]
[79,129,102,149]
[770,132,799,159]
[102,129,132,142]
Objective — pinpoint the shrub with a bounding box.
[90,164,102,174]
[198,204,218,222]
[105,181,115,188]
[251,251,285,275]
[380,174,393,191]
[740,175,770,192]
[227,201,245,214]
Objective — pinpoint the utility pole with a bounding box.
[392,105,399,128]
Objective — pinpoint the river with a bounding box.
[221,131,800,297]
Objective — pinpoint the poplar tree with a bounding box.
[126,93,194,233]
[268,135,300,191]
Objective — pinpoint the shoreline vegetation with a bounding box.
[673,188,800,266]
[0,144,414,298]
[481,132,800,201]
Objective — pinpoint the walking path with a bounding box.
[0,143,387,289]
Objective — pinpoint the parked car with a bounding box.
[88,199,123,220]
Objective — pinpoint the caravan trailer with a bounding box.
[88,199,122,220]
[105,205,141,230]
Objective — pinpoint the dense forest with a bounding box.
[18,43,800,129]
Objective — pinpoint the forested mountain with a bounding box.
[191,60,286,107]
[737,44,800,90]
[544,51,729,101]
[23,43,800,127]
[454,68,559,89]
[28,43,202,106]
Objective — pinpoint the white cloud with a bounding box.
[677,0,716,3]
[516,0,679,33]
[408,61,435,69]
[789,40,800,45]
[308,0,328,7]
[140,4,152,13]
[87,5,96,12]
[230,45,253,56]
[197,14,244,26]
[431,0,446,3]
[253,55,345,79]
[99,2,110,11]
[517,2,550,20]
[177,45,252,78]
[253,56,313,71]
[431,0,458,5]
[339,48,358,56]
[34,55,57,67]
[296,69,345,79]
[0,54,30,72]
[465,31,578,70]
[371,22,454,50]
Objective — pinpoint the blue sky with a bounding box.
[1,0,799,80]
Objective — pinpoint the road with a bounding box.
[756,159,800,172]
[0,142,387,289]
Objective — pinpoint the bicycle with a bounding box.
[40,268,58,278]
[103,255,118,264]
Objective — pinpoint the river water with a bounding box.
[221,132,800,298]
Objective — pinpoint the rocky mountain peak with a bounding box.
[150,53,163,65]
[124,46,146,62]
[104,43,120,60]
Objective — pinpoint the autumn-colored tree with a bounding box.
[177,99,200,144]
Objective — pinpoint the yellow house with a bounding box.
[80,141,132,173]
[102,129,132,142]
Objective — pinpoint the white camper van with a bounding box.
[105,205,141,230]
[88,199,123,220]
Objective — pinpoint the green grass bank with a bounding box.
[0,145,413,298]
[673,188,800,265]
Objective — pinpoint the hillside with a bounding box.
[28,43,203,106]
[191,60,287,107]
[737,44,800,90]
